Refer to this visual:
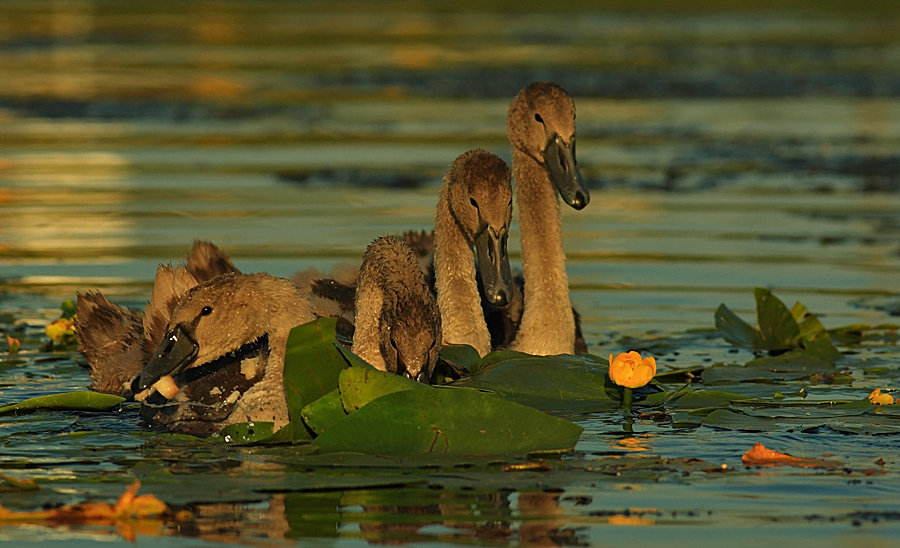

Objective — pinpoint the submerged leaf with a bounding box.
[0,391,124,416]
[310,388,583,457]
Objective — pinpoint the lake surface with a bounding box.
[1,1,900,546]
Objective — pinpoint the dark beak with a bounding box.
[474,227,513,307]
[137,324,199,391]
[543,135,589,210]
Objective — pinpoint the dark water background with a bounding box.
[1,1,900,546]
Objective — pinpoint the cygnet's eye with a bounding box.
[200,306,213,316]
[534,113,544,124]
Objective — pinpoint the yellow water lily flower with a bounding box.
[868,388,894,405]
[46,317,76,343]
[608,351,657,389]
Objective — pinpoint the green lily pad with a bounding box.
[716,288,844,364]
[0,391,124,416]
[755,287,800,351]
[700,409,781,431]
[714,303,762,348]
[339,366,427,412]
[439,344,482,375]
[745,350,835,374]
[282,318,352,442]
[644,388,754,411]
[212,420,283,445]
[448,351,618,412]
[310,388,583,457]
[301,389,346,435]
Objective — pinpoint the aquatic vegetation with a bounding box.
[608,351,657,389]
[868,388,895,405]
[715,287,840,361]
[5,334,19,354]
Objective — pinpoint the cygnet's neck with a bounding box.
[510,148,575,355]
[433,180,492,357]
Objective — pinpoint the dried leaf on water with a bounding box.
[742,442,840,469]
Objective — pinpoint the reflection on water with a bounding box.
[181,488,575,547]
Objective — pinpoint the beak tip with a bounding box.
[569,190,589,210]
[491,289,510,307]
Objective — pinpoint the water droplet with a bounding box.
[224,435,232,443]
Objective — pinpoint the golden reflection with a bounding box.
[188,77,247,100]
[611,434,654,452]
[391,45,439,69]
[190,3,239,44]
[178,488,581,546]
[608,512,656,526]
[1,150,136,259]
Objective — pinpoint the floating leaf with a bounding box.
[742,442,839,469]
[211,420,292,445]
[0,391,124,416]
[790,301,808,323]
[310,388,583,457]
[745,350,835,375]
[449,351,618,412]
[644,389,753,411]
[338,366,426,412]
[301,389,346,435]
[714,303,762,348]
[700,409,780,431]
[282,318,351,442]
[755,287,800,350]
[439,344,482,375]
[334,343,375,369]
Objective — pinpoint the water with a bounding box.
[2,1,900,546]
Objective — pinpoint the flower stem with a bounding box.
[621,387,633,413]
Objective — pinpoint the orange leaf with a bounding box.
[0,479,170,527]
[742,442,837,469]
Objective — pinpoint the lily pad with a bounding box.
[438,344,482,375]
[338,366,426,412]
[715,288,840,360]
[756,287,800,350]
[0,391,124,416]
[644,389,754,411]
[745,350,835,374]
[310,387,583,457]
[448,351,618,412]
[714,303,762,348]
[282,318,352,441]
[700,409,781,431]
[300,389,346,436]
